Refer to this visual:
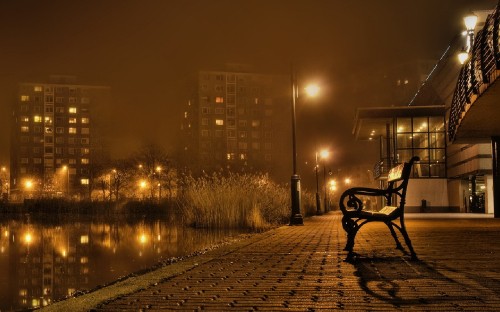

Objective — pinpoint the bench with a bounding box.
[339,156,419,262]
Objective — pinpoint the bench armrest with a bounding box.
[339,187,390,214]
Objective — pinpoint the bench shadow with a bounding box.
[351,255,482,308]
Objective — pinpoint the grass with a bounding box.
[177,172,313,230]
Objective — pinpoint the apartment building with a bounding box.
[10,76,109,200]
[182,67,290,180]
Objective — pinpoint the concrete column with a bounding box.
[491,137,500,218]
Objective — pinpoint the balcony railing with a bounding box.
[448,4,500,142]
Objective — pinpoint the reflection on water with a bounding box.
[0,213,247,311]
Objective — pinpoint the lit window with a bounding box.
[19,289,28,296]
[32,299,40,308]
[81,117,89,124]
[33,116,42,123]
[44,117,52,124]
[215,119,224,126]
[21,126,29,132]
[69,107,77,114]
[81,148,90,154]
[252,120,260,127]
[21,116,29,122]
[215,96,224,103]
[226,153,235,160]
[80,257,88,263]
[34,86,43,92]
[239,153,247,160]
[68,128,77,134]
[45,127,53,134]
[81,158,89,164]
[20,95,30,101]
[80,235,89,244]
[69,118,77,124]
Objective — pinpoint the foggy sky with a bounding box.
[0,0,497,169]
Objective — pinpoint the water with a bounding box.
[0,213,247,311]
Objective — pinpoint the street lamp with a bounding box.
[464,12,478,51]
[314,152,322,215]
[139,180,147,200]
[156,166,162,201]
[319,150,330,212]
[289,67,320,225]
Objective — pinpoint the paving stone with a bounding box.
[46,213,500,311]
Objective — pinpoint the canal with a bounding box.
[0,213,249,311]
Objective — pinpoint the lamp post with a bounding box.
[289,68,303,225]
[464,13,478,52]
[156,166,162,202]
[320,150,330,212]
[314,152,322,215]
[289,67,320,225]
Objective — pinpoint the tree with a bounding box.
[132,143,175,201]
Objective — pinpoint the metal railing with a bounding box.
[448,4,500,142]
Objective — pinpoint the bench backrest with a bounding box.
[386,156,419,207]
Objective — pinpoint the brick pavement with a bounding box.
[43,213,500,311]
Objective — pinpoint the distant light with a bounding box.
[304,84,320,97]
[24,233,33,244]
[464,13,478,31]
[25,180,33,189]
[320,149,330,159]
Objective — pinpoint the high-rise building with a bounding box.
[10,76,110,200]
[181,67,291,179]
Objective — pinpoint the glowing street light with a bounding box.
[289,68,321,225]
[24,180,33,190]
[458,48,469,64]
[304,84,320,97]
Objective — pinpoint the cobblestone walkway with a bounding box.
[45,213,500,311]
